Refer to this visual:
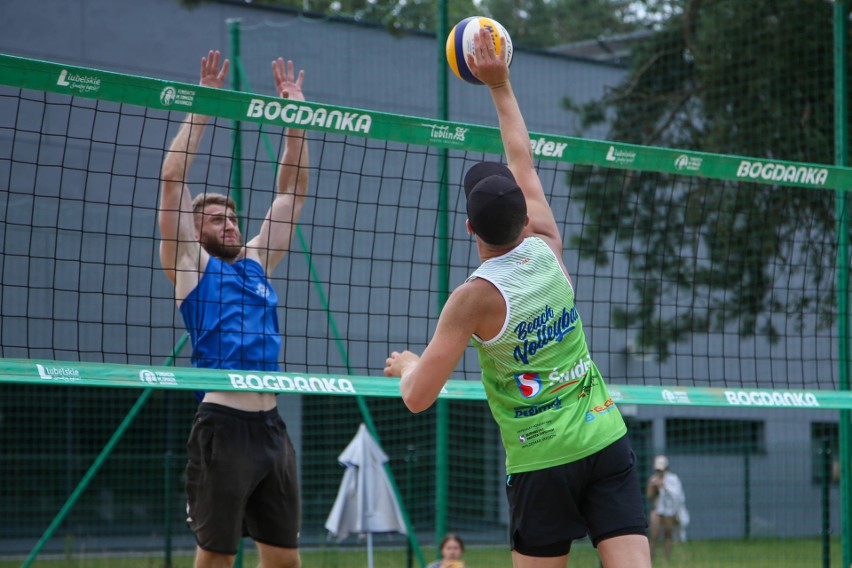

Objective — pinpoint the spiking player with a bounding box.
[385,30,651,568]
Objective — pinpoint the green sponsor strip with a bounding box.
[3,358,852,409]
[2,53,851,191]
[608,385,852,410]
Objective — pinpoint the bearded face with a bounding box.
[195,204,243,260]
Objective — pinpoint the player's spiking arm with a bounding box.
[467,28,562,257]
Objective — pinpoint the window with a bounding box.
[665,418,765,455]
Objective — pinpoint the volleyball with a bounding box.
[446,16,513,85]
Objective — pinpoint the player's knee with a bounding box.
[257,544,299,568]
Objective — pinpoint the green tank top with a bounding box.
[467,237,626,474]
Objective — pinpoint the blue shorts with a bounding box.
[505,435,647,556]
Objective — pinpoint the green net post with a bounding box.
[434,0,451,553]
[21,390,154,568]
[834,3,851,568]
[19,335,188,567]
[229,18,244,228]
[164,450,174,568]
[229,20,245,567]
[821,439,832,568]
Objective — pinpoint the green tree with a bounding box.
[565,0,851,359]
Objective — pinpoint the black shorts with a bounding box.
[185,403,300,554]
[506,435,647,557]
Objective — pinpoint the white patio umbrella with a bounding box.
[325,423,408,567]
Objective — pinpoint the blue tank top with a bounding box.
[179,256,281,373]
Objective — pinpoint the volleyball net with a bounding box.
[1,52,851,566]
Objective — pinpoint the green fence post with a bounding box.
[21,336,189,568]
[434,0,450,555]
[164,450,174,568]
[226,30,425,566]
[228,18,244,231]
[228,20,245,567]
[822,440,832,568]
[22,390,154,568]
[834,3,851,568]
[743,452,751,540]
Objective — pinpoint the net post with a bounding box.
[434,0,451,554]
[228,18,245,230]
[21,389,154,568]
[833,3,851,567]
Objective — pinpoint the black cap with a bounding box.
[463,161,515,198]
[465,174,527,245]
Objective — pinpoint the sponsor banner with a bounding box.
[3,358,852,409]
[0,54,850,190]
[610,385,850,409]
[0,358,487,400]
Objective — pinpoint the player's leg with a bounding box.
[583,436,650,568]
[256,542,300,568]
[186,404,260,568]
[245,410,301,568]
[511,550,568,568]
[194,548,236,568]
[597,535,651,568]
[506,464,586,568]
[505,464,585,568]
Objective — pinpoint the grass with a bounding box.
[1,537,842,567]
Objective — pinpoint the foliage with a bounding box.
[565,0,850,359]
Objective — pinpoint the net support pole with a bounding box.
[833,3,851,567]
[20,335,189,567]
[227,19,247,568]
[21,390,154,568]
[229,18,245,228]
[434,0,451,553]
[229,51,426,567]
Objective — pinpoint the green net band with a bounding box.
[3,357,850,409]
[2,53,849,190]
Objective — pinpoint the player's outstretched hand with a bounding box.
[466,28,509,89]
[272,58,305,102]
[200,50,229,90]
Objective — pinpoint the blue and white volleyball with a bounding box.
[446,16,513,85]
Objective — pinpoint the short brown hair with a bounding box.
[192,193,236,216]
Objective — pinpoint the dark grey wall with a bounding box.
[0,0,619,138]
[0,0,839,543]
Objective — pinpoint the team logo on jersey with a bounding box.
[514,372,541,398]
[255,282,271,298]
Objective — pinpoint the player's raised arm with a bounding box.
[159,50,229,287]
[466,29,561,252]
[248,58,309,275]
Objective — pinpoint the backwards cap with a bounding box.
[463,161,515,198]
[464,166,526,245]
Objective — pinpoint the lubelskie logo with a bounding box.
[513,304,578,364]
[514,372,541,398]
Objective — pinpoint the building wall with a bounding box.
[0,0,839,545]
